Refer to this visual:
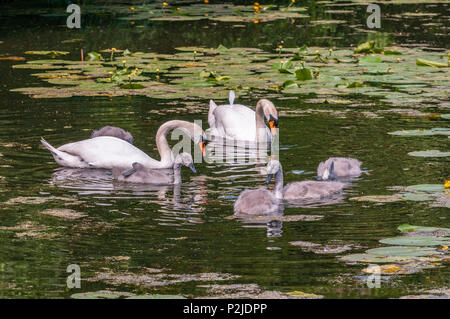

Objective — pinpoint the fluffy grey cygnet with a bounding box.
[91,126,134,144]
[317,157,362,180]
[112,153,196,185]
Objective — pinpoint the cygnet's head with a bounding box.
[319,160,335,180]
[265,159,282,184]
[174,152,197,173]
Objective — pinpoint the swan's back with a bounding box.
[283,180,345,201]
[234,187,279,215]
[58,136,158,169]
[91,126,134,144]
[317,157,362,180]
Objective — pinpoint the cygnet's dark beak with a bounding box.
[266,174,274,184]
[188,163,197,174]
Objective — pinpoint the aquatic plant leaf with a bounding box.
[354,41,375,53]
[119,83,146,89]
[416,58,448,68]
[408,150,450,157]
[359,55,382,64]
[25,50,69,58]
[282,80,298,89]
[388,128,450,136]
[287,291,322,298]
[397,224,450,233]
[87,52,103,61]
[402,193,434,201]
[367,246,438,257]
[349,195,404,203]
[295,68,313,81]
[379,235,450,246]
[126,294,186,299]
[71,292,120,299]
[407,184,445,192]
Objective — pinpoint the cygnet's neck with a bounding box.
[172,162,182,184]
[273,166,284,199]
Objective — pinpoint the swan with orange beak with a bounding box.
[208,91,279,143]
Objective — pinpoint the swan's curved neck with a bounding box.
[155,121,197,167]
[255,101,267,142]
[274,166,284,199]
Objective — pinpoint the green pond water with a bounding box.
[0,0,449,299]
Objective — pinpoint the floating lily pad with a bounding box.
[389,128,450,136]
[401,193,434,201]
[408,150,450,157]
[397,224,450,233]
[416,58,449,68]
[70,292,120,299]
[126,294,186,299]
[379,235,450,246]
[349,195,404,203]
[407,184,445,192]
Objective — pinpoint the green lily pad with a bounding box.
[379,235,450,246]
[25,50,69,58]
[401,193,434,201]
[407,184,445,192]
[389,128,450,136]
[70,292,120,299]
[126,294,186,299]
[359,55,382,64]
[416,58,449,68]
[441,114,450,119]
[354,41,375,54]
[295,68,313,81]
[349,195,404,203]
[408,150,450,157]
[397,224,450,233]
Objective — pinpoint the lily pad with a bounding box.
[349,195,404,203]
[70,292,120,299]
[416,58,449,68]
[408,150,450,157]
[126,294,186,299]
[379,235,450,246]
[389,128,450,136]
[407,184,445,192]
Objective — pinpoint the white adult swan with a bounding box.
[208,91,279,143]
[41,120,207,169]
[112,153,196,185]
[91,126,134,144]
[317,157,362,180]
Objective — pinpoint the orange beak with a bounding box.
[269,121,277,136]
[199,141,206,156]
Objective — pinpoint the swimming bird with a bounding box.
[208,91,278,143]
[317,157,362,180]
[91,126,134,144]
[41,120,208,169]
[112,152,196,185]
[266,159,346,201]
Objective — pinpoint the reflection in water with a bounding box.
[205,138,274,166]
[48,167,207,226]
[234,204,285,238]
